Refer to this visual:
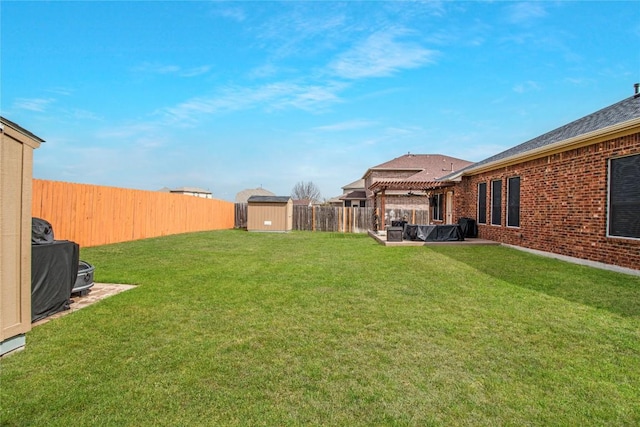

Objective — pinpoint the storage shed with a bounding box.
[247,196,293,232]
[1,117,43,356]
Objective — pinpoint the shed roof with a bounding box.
[1,116,45,144]
[247,196,291,203]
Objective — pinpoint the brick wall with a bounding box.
[455,132,640,271]
[364,170,423,206]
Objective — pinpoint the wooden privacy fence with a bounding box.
[235,204,430,233]
[32,179,235,247]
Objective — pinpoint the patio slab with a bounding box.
[368,230,500,247]
[33,283,135,327]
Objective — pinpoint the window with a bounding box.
[477,182,487,224]
[431,194,443,221]
[491,179,502,226]
[507,177,520,227]
[608,154,640,239]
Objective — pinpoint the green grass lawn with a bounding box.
[2,230,639,426]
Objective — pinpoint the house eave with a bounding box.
[463,117,640,176]
[362,167,423,179]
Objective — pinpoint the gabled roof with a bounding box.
[339,190,367,200]
[235,187,275,203]
[247,195,291,203]
[365,153,473,192]
[449,93,640,178]
[1,116,45,143]
[342,178,365,191]
[364,154,472,178]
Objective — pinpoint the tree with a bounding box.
[291,181,322,203]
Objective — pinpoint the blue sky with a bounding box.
[2,1,639,201]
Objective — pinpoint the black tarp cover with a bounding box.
[32,217,55,244]
[458,217,478,238]
[31,241,79,322]
[404,224,464,242]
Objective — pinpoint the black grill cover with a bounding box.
[31,240,79,322]
[391,220,408,228]
[32,217,55,244]
[404,224,464,241]
[458,217,478,238]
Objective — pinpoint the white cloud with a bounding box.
[513,80,541,94]
[506,2,548,24]
[329,28,438,79]
[67,108,101,121]
[94,122,159,139]
[214,6,246,22]
[272,82,345,112]
[134,62,181,74]
[564,77,595,86]
[46,87,74,96]
[14,98,55,112]
[133,62,211,77]
[313,119,376,132]
[159,80,346,124]
[180,66,212,77]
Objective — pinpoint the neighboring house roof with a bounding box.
[365,153,473,192]
[342,178,365,191]
[158,187,172,192]
[247,196,291,203]
[445,93,640,178]
[364,154,472,179]
[293,199,312,206]
[326,196,344,205]
[340,190,367,200]
[235,187,275,203]
[171,186,211,194]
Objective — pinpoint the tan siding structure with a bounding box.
[1,117,43,356]
[247,196,293,232]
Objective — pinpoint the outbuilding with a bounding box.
[1,117,43,356]
[247,196,293,232]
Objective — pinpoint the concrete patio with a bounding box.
[368,230,500,247]
[33,283,135,327]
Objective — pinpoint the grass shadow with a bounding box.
[428,245,640,317]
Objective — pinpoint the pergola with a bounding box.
[368,179,454,231]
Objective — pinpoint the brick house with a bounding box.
[364,154,473,225]
[444,90,640,272]
[337,178,367,208]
